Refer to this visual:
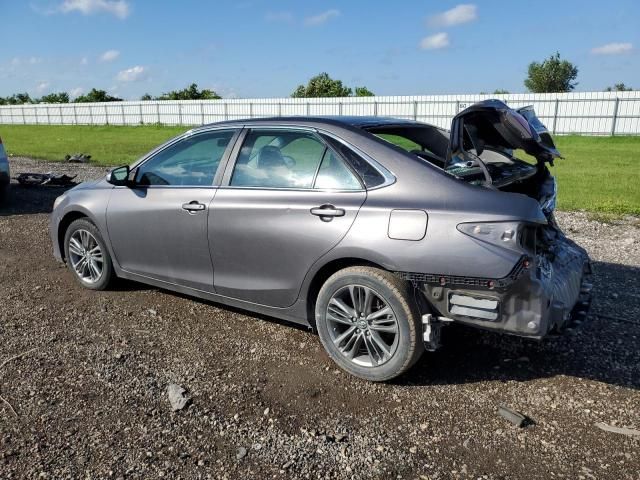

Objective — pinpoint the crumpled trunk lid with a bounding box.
[447,99,561,168]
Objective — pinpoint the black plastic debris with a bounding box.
[16,172,77,187]
[65,153,92,163]
[497,405,533,428]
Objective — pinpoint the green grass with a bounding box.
[1,125,638,215]
[1,125,187,166]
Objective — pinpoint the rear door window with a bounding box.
[230,130,325,189]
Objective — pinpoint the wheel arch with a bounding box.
[57,210,91,261]
[305,257,387,329]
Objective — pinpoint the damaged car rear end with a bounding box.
[368,100,592,343]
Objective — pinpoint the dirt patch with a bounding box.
[1,158,639,479]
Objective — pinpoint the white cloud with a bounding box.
[80,56,89,65]
[265,11,294,23]
[36,82,50,93]
[591,42,633,55]
[100,49,120,62]
[304,9,340,26]
[70,87,85,98]
[428,4,477,27]
[9,56,42,66]
[420,32,449,50]
[59,0,130,19]
[116,65,148,82]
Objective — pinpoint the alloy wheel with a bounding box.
[326,284,399,367]
[68,229,104,284]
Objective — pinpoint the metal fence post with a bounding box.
[178,103,183,125]
[306,101,310,116]
[224,102,228,121]
[249,101,254,119]
[278,102,282,116]
[338,102,342,116]
[139,103,144,124]
[611,97,620,136]
[89,105,94,125]
[373,101,378,116]
[104,104,109,125]
[156,102,160,124]
[413,101,418,121]
[22,106,26,124]
[200,102,205,125]
[552,99,559,134]
[121,103,126,125]
[46,106,50,124]
[73,104,78,124]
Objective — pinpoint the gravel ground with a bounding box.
[1,157,639,479]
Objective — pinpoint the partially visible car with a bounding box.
[0,135,10,202]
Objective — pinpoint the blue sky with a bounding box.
[0,0,638,99]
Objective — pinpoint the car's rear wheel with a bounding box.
[63,218,114,290]
[315,266,424,381]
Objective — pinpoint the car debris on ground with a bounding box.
[166,383,191,411]
[65,153,92,163]
[595,422,640,437]
[15,172,77,187]
[497,405,532,428]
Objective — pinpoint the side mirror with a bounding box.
[107,165,131,186]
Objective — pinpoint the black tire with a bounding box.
[315,266,424,381]
[63,218,114,290]
[0,183,8,204]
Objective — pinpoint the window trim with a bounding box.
[124,127,241,189]
[317,129,396,190]
[219,126,366,193]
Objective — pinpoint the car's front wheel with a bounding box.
[315,266,424,381]
[63,218,114,290]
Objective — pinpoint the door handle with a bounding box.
[310,204,345,221]
[182,201,206,213]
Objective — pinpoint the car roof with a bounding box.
[193,115,426,132]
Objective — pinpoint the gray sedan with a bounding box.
[50,100,591,381]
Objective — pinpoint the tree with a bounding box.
[524,52,578,93]
[38,92,70,103]
[2,93,34,104]
[291,73,354,97]
[354,86,375,97]
[605,83,633,92]
[156,83,221,100]
[140,93,153,100]
[74,88,122,102]
[493,89,510,94]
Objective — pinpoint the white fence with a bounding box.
[1,91,639,135]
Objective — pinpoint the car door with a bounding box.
[106,128,239,292]
[209,127,367,307]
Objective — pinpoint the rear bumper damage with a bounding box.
[400,234,592,341]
